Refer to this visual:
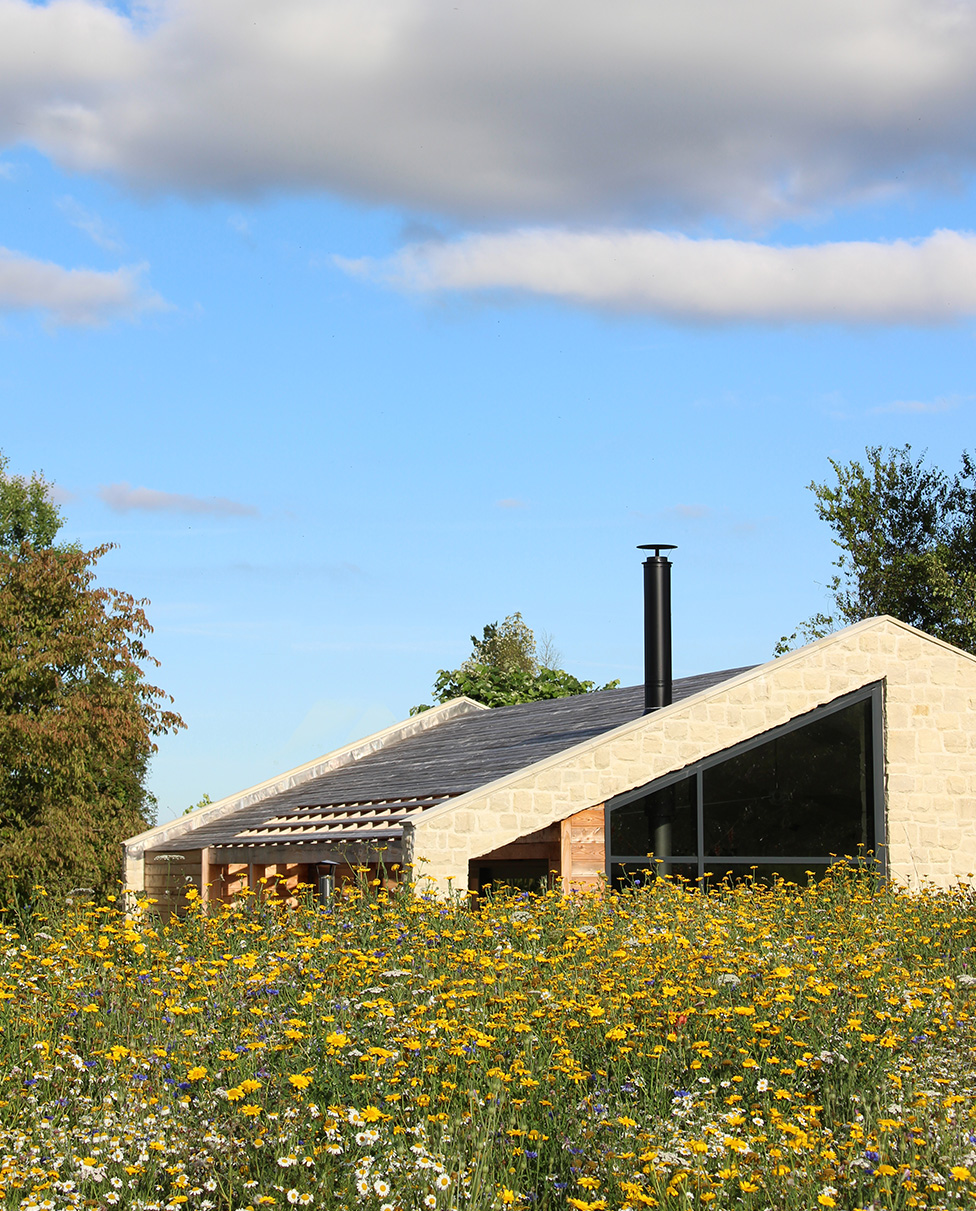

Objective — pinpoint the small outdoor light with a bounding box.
[317,861,338,904]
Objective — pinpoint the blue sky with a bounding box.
[1,0,975,822]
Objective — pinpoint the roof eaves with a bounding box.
[124,696,488,856]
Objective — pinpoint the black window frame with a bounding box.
[605,682,886,880]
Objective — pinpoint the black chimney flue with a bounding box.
[638,544,676,714]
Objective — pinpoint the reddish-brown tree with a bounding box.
[0,465,184,901]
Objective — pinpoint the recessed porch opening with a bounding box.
[468,806,608,896]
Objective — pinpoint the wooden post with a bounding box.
[560,818,573,894]
[560,806,606,893]
[200,847,210,908]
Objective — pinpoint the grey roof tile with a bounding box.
[157,668,752,852]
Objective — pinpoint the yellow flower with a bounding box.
[876,1164,897,1176]
[240,1104,262,1116]
[288,1074,312,1090]
[226,1086,245,1102]
[240,1078,262,1093]
[499,1188,516,1205]
[186,1066,207,1081]
[951,1167,973,1181]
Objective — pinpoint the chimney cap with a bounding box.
[637,543,677,557]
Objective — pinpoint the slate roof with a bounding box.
[155,668,752,854]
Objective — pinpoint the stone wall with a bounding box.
[408,617,976,893]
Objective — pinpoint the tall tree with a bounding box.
[0,453,63,551]
[412,612,619,711]
[778,445,976,653]
[0,456,184,902]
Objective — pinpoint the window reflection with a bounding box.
[608,775,696,864]
[607,693,878,879]
[703,697,873,858]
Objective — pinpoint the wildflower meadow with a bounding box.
[2,868,976,1211]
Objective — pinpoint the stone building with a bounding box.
[124,614,976,912]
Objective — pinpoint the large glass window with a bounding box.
[606,688,883,884]
[609,774,697,864]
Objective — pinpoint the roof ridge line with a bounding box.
[125,696,486,856]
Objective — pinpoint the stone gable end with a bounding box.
[407,617,976,892]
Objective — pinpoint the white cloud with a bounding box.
[56,194,123,251]
[0,246,161,325]
[495,498,527,509]
[670,504,711,519]
[47,482,76,504]
[1,0,976,222]
[98,483,258,516]
[342,227,976,324]
[871,394,966,414]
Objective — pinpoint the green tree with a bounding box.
[778,445,976,654]
[469,612,537,675]
[412,612,619,711]
[0,453,63,551]
[183,793,213,817]
[0,457,184,903]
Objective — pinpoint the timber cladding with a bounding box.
[144,854,202,917]
[560,806,606,891]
